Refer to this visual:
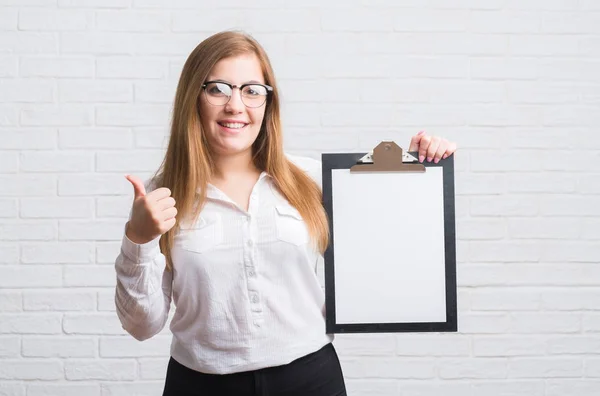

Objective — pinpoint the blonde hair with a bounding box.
[153,31,329,271]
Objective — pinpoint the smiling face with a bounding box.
[198,53,268,158]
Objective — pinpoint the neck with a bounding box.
[212,150,259,181]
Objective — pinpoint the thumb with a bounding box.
[125,174,146,199]
[408,130,425,152]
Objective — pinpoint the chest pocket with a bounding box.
[274,205,310,246]
[178,213,224,253]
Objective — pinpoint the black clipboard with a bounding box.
[321,141,457,334]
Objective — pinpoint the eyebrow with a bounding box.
[208,78,264,85]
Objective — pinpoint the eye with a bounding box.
[206,82,230,96]
[243,85,267,96]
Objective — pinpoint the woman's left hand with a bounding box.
[408,131,457,164]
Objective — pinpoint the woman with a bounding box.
[115,30,457,396]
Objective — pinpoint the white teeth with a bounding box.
[220,122,246,129]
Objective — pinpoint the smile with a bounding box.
[218,122,248,129]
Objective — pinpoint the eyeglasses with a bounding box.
[202,81,273,108]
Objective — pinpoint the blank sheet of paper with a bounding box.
[331,168,447,324]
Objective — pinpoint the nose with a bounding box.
[224,88,244,114]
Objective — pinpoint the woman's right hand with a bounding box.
[124,175,177,245]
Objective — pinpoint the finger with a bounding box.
[408,130,426,152]
[443,142,458,159]
[147,187,172,201]
[434,140,448,163]
[125,174,146,199]
[426,137,441,162]
[418,135,431,163]
[157,196,176,210]
[162,217,177,232]
[162,207,178,221]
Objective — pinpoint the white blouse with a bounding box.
[114,154,334,375]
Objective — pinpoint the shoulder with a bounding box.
[285,153,322,188]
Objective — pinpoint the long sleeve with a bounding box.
[114,225,173,341]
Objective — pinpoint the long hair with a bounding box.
[153,31,329,271]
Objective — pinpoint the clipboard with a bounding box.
[321,141,457,334]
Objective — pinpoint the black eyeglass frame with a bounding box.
[201,80,273,107]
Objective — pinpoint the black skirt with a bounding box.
[162,343,347,396]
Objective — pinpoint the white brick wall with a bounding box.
[0,0,598,395]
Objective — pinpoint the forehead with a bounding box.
[207,53,264,84]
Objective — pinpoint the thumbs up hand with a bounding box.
[124,175,177,245]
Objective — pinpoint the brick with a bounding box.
[99,382,164,396]
[469,10,541,33]
[27,384,101,396]
[394,9,468,32]
[471,381,544,396]
[59,128,133,149]
[585,358,600,377]
[0,360,63,380]
[19,9,90,31]
[341,357,435,379]
[133,128,168,148]
[542,12,600,34]
[457,218,505,240]
[0,313,62,334]
[21,105,92,126]
[548,336,600,354]
[542,289,600,310]
[96,10,168,32]
[0,266,62,288]
[458,313,510,334]
[539,59,600,82]
[396,334,470,356]
[20,152,93,173]
[59,0,130,7]
[60,32,132,55]
[540,196,600,216]
[584,314,600,333]
[20,57,93,78]
[96,197,132,218]
[138,358,168,380]
[546,380,600,396]
[344,380,398,396]
[21,241,93,264]
[0,151,17,173]
[473,336,546,357]
[0,129,56,149]
[59,80,132,103]
[99,335,171,357]
[0,200,17,218]
[134,81,176,103]
[0,292,21,312]
[63,313,128,335]
[96,104,170,126]
[582,218,600,239]
[23,290,96,311]
[63,265,116,287]
[468,241,539,262]
[59,220,125,241]
[59,174,136,196]
[0,80,54,102]
[0,383,25,396]
[457,173,505,195]
[20,198,93,219]
[0,174,56,197]
[65,359,135,380]
[510,313,581,334]
[328,335,396,356]
[322,8,393,31]
[22,336,96,357]
[0,220,57,241]
[97,289,116,311]
[0,32,57,54]
[438,358,507,379]
[132,33,203,56]
[96,242,122,264]
[508,218,580,239]
[510,35,579,56]
[0,336,20,357]
[507,173,576,194]
[0,243,18,264]
[95,150,164,172]
[471,289,540,311]
[96,58,166,79]
[0,56,17,77]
